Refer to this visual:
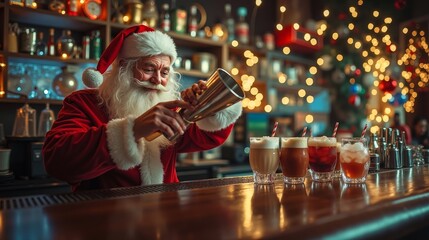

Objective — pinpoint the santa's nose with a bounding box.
[150,71,162,85]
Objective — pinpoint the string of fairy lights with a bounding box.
[230,0,427,133]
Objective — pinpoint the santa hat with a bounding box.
[82,25,178,88]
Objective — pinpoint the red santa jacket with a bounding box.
[42,89,242,191]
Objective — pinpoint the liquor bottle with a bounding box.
[187,4,198,37]
[35,31,47,56]
[82,35,91,60]
[159,3,171,32]
[235,7,249,45]
[90,30,101,60]
[170,0,187,34]
[57,30,75,58]
[223,4,235,43]
[47,28,56,56]
[67,0,78,16]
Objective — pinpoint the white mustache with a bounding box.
[132,78,170,92]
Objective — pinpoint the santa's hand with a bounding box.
[181,80,207,106]
[133,100,193,141]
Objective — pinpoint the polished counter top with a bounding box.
[1,166,429,239]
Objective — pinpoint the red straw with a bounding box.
[361,123,368,139]
[301,127,307,137]
[332,122,339,137]
[271,121,278,137]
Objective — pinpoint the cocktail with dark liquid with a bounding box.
[280,137,309,184]
[308,136,337,182]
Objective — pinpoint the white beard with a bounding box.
[100,71,181,147]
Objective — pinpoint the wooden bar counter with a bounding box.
[1,165,429,239]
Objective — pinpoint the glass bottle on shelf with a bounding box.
[159,3,171,32]
[57,30,75,58]
[67,0,78,16]
[142,0,158,28]
[223,3,235,43]
[47,28,56,56]
[187,4,198,37]
[170,0,187,34]
[35,31,47,56]
[235,6,249,45]
[90,30,101,60]
[82,35,91,60]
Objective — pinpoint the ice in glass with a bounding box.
[340,138,370,183]
[249,137,279,184]
[280,137,309,184]
[308,136,337,182]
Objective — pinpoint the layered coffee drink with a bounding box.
[249,137,279,184]
[280,137,309,184]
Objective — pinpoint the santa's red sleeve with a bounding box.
[175,101,243,152]
[42,90,138,185]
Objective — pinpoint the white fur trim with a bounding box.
[120,31,177,63]
[196,101,243,132]
[106,116,144,170]
[140,138,165,185]
[106,115,164,185]
[82,67,103,88]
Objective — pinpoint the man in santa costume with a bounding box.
[42,25,242,191]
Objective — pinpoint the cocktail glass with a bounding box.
[340,138,370,183]
[280,137,309,184]
[308,136,337,182]
[249,136,279,184]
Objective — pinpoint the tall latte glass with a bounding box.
[280,137,309,184]
[308,136,337,182]
[249,137,279,184]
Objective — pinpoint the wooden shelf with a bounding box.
[0,98,63,105]
[8,5,107,31]
[7,52,98,66]
[176,68,212,79]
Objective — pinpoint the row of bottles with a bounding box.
[155,2,251,45]
[8,24,102,60]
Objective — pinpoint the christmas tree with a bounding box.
[314,0,410,135]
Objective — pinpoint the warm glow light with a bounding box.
[264,105,272,112]
[282,97,290,105]
[293,23,300,30]
[298,89,306,97]
[373,10,379,17]
[283,47,291,54]
[323,9,330,17]
[305,115,314,123]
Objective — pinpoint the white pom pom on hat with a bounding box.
[82,25,177,88]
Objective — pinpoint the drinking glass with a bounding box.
[249,136,279,184]
[38,103,56,136]
[280,137,309,184]
[308,136,337,182]
[12,103,37,137]
[340,138,370,184]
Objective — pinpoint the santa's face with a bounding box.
[132,55,171,91]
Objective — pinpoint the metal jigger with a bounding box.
[145,68,245,142]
